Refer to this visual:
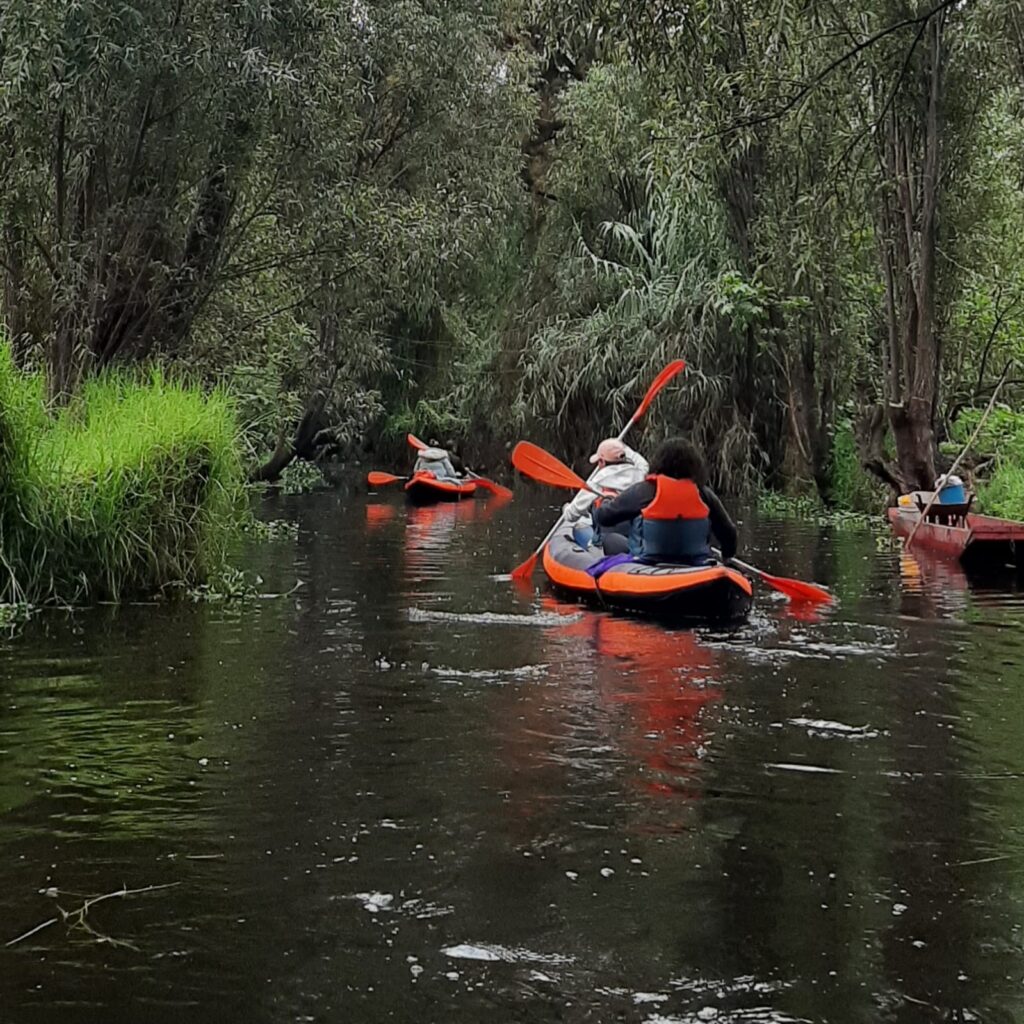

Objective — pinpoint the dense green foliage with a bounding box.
[949,408,1024,519]
[2,0,1024,510]
[0,344,245,603]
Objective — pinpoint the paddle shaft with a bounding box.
[512,360,686,578]
[464,469,514,498]
[728,555,765,579]
[524,434,637,562]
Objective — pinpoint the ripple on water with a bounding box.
[785,717,881,739]
[408,607,583,627]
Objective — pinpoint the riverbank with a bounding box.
[0,346,246,605]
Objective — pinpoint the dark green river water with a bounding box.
[3,488,1024,1023]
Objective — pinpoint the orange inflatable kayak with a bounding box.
[404,472,477,504]
[542,532,752,621]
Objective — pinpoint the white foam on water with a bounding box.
[429,664,550,681]
[765,763,842,774]
[351,892,393,913]
[788,717,880,739]
[647,1014,809,1024]
[670,975,790,997]
[443,944,503,961]
[442,942,575,965]
[409,607,582,627]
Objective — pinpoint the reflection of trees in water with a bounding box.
[0,602,272,837]
[699,609,1018,1020]
[403,501,479,582]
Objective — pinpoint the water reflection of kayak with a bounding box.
[542,532,752,622]
[404,472,477,504]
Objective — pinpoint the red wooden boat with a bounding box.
[888,504,1024,574]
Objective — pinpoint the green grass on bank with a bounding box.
[948,407,1024,520]
[0,344,247,604]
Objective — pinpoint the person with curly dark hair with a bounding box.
[594,437,737,565]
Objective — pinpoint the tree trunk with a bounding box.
[872,15,946,491]
[249,393,328,483]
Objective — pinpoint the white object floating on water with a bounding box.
[198,758,209,766]
[600,867,615,878]
[565,871,579,881]
[352,892,393,913]
[633,992,669,1004]
[765,763,842,774]
[892,903,907,916]
[697,1008,720,1021]
[441,943,574,965]
[442,944,503,962]
[788,717,879,739]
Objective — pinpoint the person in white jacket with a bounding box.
[413,446,461,482]
[564,438,649,548]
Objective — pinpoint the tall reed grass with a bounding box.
[0,344,246,604]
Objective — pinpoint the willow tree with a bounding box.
[234,0,532,478]
[0,0,530,481]
[0,0,333,397]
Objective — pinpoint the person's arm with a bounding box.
[563,464,616,522]
[702,486,738,560]
[595,480,655,527]
[562,486,597,524]
[622,444,649,476]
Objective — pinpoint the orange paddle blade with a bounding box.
[407,433,427,450]
[511,441,588,491]
[472,476,514,499]
[510,550,539,581]
[633,359,686,421]
[760,572,833,605]
[729,556,832,605]
[367,471,403,486]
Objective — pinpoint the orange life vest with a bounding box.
[635,475,712,563]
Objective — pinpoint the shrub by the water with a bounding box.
[949,407,1024,520]
[0,345,246,604]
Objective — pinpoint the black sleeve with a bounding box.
[595,480,656,527]
[702,486,738,560]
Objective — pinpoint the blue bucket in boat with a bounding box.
[937,477,966,504]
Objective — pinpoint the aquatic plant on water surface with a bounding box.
[0,344,247,604]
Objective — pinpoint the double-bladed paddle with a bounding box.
[513,441,833,606]
[405,433,513,499]
[724,556,833,605]
[367,471,408,487]
[511,442,601,495]
[509,360,687,582]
